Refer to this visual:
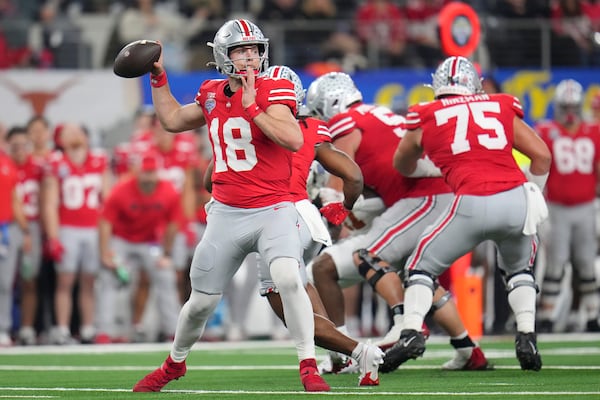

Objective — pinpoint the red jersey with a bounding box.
[536,120,600,205]
[290,117,332,202]
[195,77,297,208]
[15,155,44,220]
[46,149,108,227]
[0,153,17,222]
[101,176,182,243]
[406,93,527,196]
[328,103,449,207]
[112,142,132,177]
[153,135,196,194]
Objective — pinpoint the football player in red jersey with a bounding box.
[42,122,111,344]
[392,56,551,371]
[304,71,490,373]
[133,19,330,393]
[536,79,600,332]
[7,127,44,345]
[0,128,32,347]
[260,65,384,386]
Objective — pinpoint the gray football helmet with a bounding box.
[430,56,483,98]
[305,72,363,121]
[207,19,269,77]
[265,65,305,110]
[554,79,583,125]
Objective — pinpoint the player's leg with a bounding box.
[260,202,329,392]
[382,196,479,372]
[17,221,42,345]
[538,203,571,331]
[51,226,79,344]
[0,223,20,346]
[133,201,252,392]
[429,288,491,370]
[570,202,600,331]
[495,188,542,371]
[77,228,100,343]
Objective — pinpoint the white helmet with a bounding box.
[305,72,363,121]
[207,19,269,77]
[553,79,583,125]
[430,56,482,98]
[265,65,305,110]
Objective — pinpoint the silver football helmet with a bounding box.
[430,56,483,98]
[305,72,363,121]
[207,19,269,77]
[553,79,583,125]
[265,65,305,110]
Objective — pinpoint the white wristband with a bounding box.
[407,158,442,178]
[523,166,549,191]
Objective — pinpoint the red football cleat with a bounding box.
[132,355,186,392]
[300,358,331,392]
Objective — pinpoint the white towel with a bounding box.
[295,199,332,246]
[522,182,549,235]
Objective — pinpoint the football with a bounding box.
[113,40,161,78]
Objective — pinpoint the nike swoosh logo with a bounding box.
[403,336,416,347]
[274,206,285,211]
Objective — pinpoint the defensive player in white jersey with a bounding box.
[133,19,330,392]
[392,56,551,371]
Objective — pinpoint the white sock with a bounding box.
[351,342,364,360]
[170,290,221,362]
[392,313,404,328]
[403,277,434,331]
[507,274,537,333]
[270,257,315,361]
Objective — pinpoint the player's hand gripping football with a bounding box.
[151,41,164,76]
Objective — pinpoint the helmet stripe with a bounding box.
[272,66,282,78]
[450,56,459,84]
[237,19,252,37]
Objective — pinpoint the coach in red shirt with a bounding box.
[96,152,182,343]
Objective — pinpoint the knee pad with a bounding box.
[430,290,452,314]
[187,290,222,320]
[356,248,393,288]
[405,269,436,292]
[505,269,539,294]
[270,257,302,292]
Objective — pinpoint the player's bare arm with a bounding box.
[41,175,60,240]
[325,128,361,193]
[241,66,303,151]
[98,218,116,269]
[393,128,424,175]
[315,142,363,209]
[151,48,206,133]
[513,118,551,176]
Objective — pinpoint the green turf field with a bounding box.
[0,334,598,399]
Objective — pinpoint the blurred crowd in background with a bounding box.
[1,0,600,72]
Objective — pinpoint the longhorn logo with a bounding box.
[0,76,79,116]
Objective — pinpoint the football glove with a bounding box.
[45,238,65,262]
[320,202,350,225]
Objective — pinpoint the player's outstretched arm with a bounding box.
[150,49,205,133]
[315,142,363,210]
